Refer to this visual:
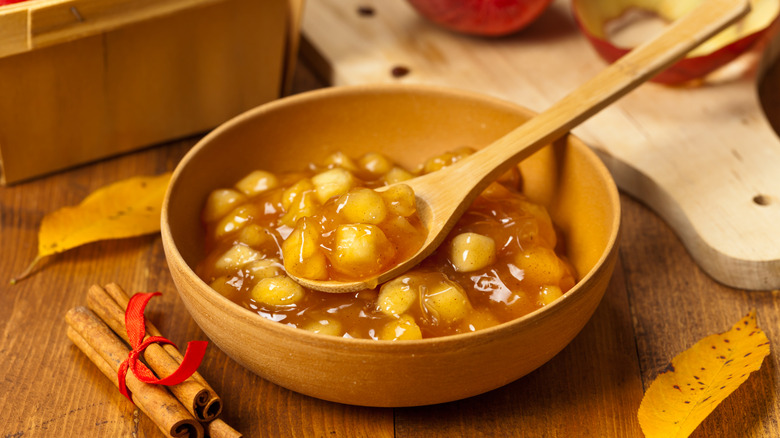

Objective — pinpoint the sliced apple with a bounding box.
[406,0,554,37]
[572,0,780,84]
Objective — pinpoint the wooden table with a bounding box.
[1,58,778,438]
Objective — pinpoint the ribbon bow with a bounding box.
[117,292,208,402]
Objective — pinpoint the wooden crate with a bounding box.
[0,0,303,184]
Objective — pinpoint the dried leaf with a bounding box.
[11,173,171,283]
[638,310,770,438]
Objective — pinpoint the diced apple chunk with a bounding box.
[421,147,475,174]
[279,189,319,228]
[358,152,393,176]
[383,216,419,237]
[213,205,260,238]
[246,258,283,279]
[302,318,343,336]
[312,168,356,203]
[377,277,417,316]
[379,184,416,217]
[421,154,449,174]
[449,232,496,272]
[322,151,360,173]
[237,224,272,248]
[462,309,500,332]
[250,276,305,306]
[203,189,246,222]
[209,276,239,298]
[514,247,565,285]
[382,166,415,184]
[423,280,471,324]
[331,224,395,277]
[518,199,557,247]
[214,244,261,273]
[235,170,279,196]
[282,179,315,210]
[336,188,387,224]
[379,314,423,340]
[452,146,476,158]
[280,179,320,227]
[539,285,563,306]
[281,217,327,280]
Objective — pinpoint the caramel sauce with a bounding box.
[197,150,576,339]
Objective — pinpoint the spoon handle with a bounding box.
[451,0,751,194]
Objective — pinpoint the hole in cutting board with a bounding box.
[391,66,411,78]
[357,6,375,17]
[753,194,772,206]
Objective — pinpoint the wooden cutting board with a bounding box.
[301,0,780,291]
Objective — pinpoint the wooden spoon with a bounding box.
[292,0,751,293]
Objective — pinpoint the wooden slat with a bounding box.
[0,0,226,57]
[0,6,29,57]
[29,0,226,48]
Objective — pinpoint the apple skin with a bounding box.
[576,15,767,84]
[406,0,554,37]
[572,0,780,85]
[0,0,28,4]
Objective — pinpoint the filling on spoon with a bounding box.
[196,148,576,339]
[282,182,426,283]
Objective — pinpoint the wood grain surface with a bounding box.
[0,56,778,437]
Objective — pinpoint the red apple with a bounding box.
[0,0,28,5]
[406,0,554,37]
[572,0,780,85]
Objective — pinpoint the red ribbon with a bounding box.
[117,292,208,402]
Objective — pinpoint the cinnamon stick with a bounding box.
[103,283,222,420]
[206,418,243,438]
[87,284,217,421]
[66,307,204,438]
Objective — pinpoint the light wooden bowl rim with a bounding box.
[162,83,621,350]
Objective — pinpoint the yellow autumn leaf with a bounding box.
[11,172,172,283]
[638,310,770,438]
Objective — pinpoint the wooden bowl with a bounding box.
[161,85,621,407]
